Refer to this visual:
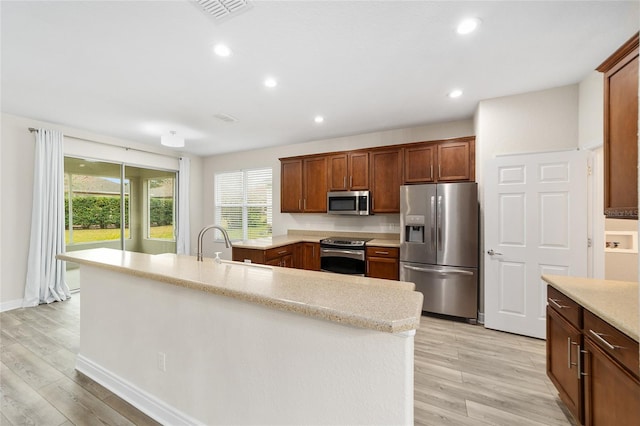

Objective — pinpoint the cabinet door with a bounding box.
[349,152,369,190]
[366,257,399,280]
[281,159,303,212]
[299,242,321,271]
[583,338,640,426]
[437,140,472,181]
[303,156,328,212]
[602,38,639,218]
[370,149,402,213]
[404,144,435,183]
[546,306,583,424]
[328,154,348,191]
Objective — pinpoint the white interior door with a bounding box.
[484,150,587,338]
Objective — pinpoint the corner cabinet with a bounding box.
[370,148,403,213]
[546,285,640,425]
[598,32,639,219]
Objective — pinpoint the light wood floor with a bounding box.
[1,295,574,425]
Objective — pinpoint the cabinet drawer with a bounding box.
[366,246,399,259]
[547,286,582,329]
[265,245,294,261]
[584,309,639,378]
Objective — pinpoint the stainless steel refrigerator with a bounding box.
[399,183,478,320]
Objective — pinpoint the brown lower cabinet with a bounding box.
[546,285,640,425]
[365,246,399,280]
[232,242,320,271]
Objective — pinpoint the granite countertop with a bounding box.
[542,275,639,342]
[59,248,422,333]
[232,231,400,250]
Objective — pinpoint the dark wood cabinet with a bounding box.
[280,156,327,213]
[297,242,321,271]
[303,156,328,212]
[404,144,435,183]
[598,33,639,219]
[328,152,369,191]
[232,244,296,268]
[546,285,640,425]
[547,305,583,424]
[366,246,399,280]
[437,139,474,182]
[370,149,403,213]
[280,159,303,212]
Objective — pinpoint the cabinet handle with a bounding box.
[298,199,301,210]
[350,176,353,188]
[588,329,617,351]
[438,164,441,179]
[278,250,287,255]
[576,344,582,379]
[343,176,346,188]
[548,298,567,309]
[375,251,389,255]
[567,337,572,370]
[304,199,307,210]
[430,164,433,179]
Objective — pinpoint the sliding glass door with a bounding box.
[64,157,177,290]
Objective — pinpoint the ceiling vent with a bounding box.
[213,113,238,123]
[195,0,250,20]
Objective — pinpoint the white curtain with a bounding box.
[177,156,191,255]
[23,129,70,307]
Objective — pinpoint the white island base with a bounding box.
[64,250,421,425]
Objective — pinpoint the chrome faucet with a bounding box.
[197,225,232,261]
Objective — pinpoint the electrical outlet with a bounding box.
[157,352,166,372]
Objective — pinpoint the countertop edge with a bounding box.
[542,274,639,342]
[59,250,421,334]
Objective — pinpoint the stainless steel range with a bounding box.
[319,237,372,276]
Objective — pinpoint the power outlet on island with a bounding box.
[157,352,166,372]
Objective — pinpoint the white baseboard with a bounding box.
[76,354,204,426]
[477,312,485,324]
[1,299,24,312]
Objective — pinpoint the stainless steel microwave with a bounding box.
[327,191,370,215]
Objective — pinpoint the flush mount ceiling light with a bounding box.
[213,43,232,57]
[264,77,278,88]
[456,18,481,35]
[314,116,324,124]
[161,131,185,147]
[448,89,463,98]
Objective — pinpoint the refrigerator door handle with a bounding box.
[430,195,436,251]
[437,195,443,250]
[402,264,474,276]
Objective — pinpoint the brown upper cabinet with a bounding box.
[370,148,403,213]
[403,136,475,184]
[598,33,639,219]
[280,156,328,213]
[280,136,475,214]
[328,151,369,191]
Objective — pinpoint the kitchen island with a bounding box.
[58,248,423,425]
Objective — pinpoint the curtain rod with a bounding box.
[28,127,183,160]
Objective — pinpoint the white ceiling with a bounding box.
[2,1,638,157]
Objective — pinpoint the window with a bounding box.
[147,176,176,241]
[215,168,272,241]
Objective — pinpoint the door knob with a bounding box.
[487,249,503,256]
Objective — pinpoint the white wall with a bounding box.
[201,120,475,259]
[475,84,580,316]
[0,113,203,309]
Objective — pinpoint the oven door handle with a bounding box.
[321,248,363,256]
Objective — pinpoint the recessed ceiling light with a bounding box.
[213,43,232,57]
[448,89,463,98]
[456,18,481,35]
[264,77,277,88]
[314,116,324,124]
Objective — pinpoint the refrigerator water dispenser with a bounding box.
[404,215,425,243]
